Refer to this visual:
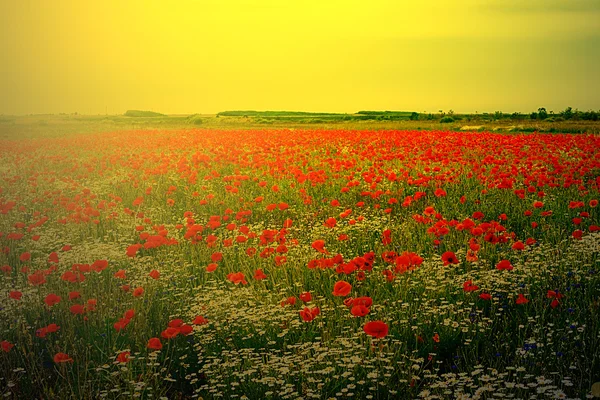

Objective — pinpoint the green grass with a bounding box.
[2,113,600,140]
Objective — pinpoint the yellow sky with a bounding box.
[1,0,599,115]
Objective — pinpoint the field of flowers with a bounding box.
[0,129,599,399]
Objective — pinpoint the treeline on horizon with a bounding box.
[216,107,600,123]
[8,107,599,122]
[216,110,415,122]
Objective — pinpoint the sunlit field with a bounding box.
[1,128,599,399]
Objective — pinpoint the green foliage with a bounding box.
[537,107,548,120]
[560,107,573,120]
[580,110,599,121]
[217,110,417,123]
[440,116,454,123]
[218,110,342,117]
[186,114,203,125]
[124,110,165,117]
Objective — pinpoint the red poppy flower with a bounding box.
[68,291,81,301]
[466,249,478,262]
[352,297,373,308]
[351,304,370,317]
[91,259,108,273]
[69,304,85,315]
[472,211,484,220]
[311,240,328,254]
[161,327,180,339]
[324,217,337,228]
[479,293,492,301]
[511,241,525,250]
[299,306,320,322]
[441,251,459,266]
[179,324,193,335]
[253,269,267,280]
[205,263,217,272]
[275,255,287,266]
[547,290,564,299]
[496,259,514,271]
[116,351,130,363]
[193,315,208,325]
[281,296,296,307]
[516,294,529,305]
[463,280,479,292]
[167,319,183,328]
[132,287,144,297]
[9,291,22,300]
[363,321,389,338]
[147,338,162,350]
[114,318,130,331]
[53,353,73,363]
[44,293,61,307]
[227,272,248,285]
[61,271,84,283]
[114,269,126,279]
[149,269,160,279]
[1,340,14,353]
[332,281,352,297]
[299,292,312,303]
[382,229,392,246]
[36,328,48,338]
[48,252,59,264]
[434,188,447,197]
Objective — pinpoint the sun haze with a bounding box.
[1,0,599,115]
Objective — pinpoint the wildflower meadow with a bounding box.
[0,129,599,399]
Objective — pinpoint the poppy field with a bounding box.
[0,128,599,399]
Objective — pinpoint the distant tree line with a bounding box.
[413,107,599,123]
[215,108,599,123]
[491,107,598,122]
[528,107,598,121]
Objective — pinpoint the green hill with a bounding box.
[124,110,165,117]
